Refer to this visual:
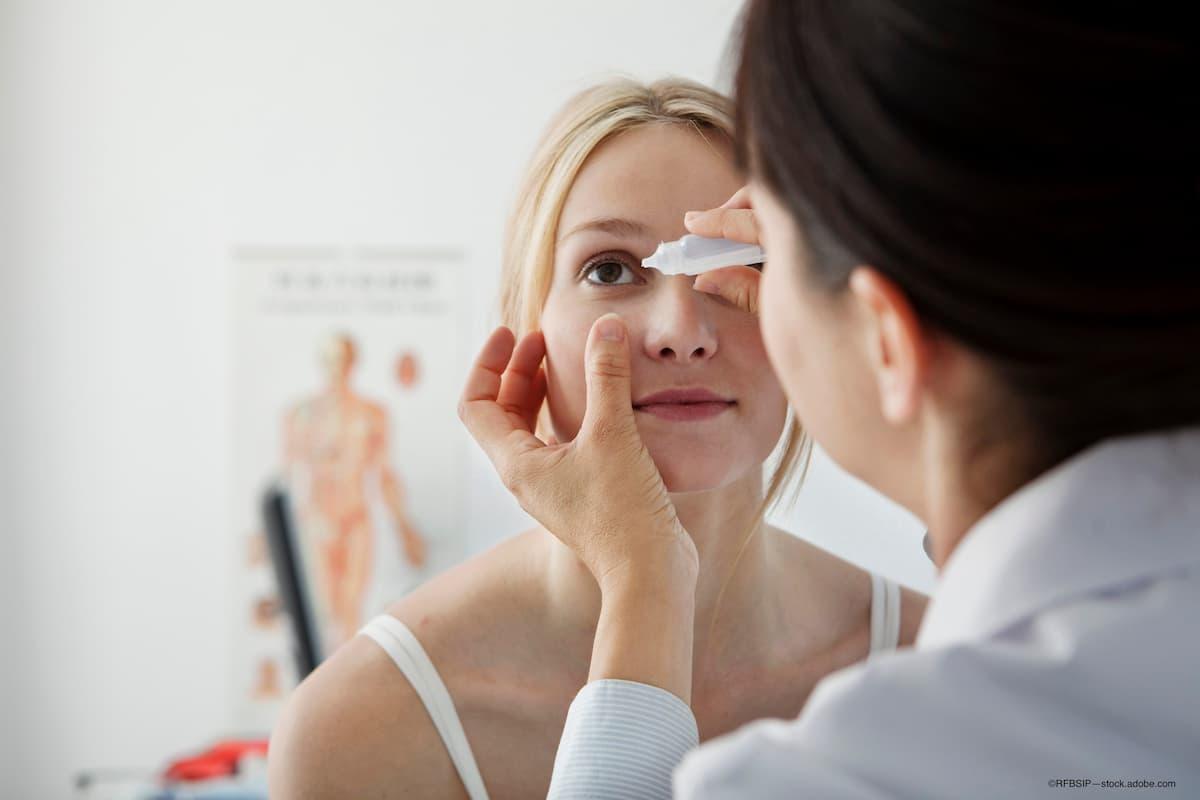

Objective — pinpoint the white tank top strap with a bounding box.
[868,572,903,658]
[359,614,490,800]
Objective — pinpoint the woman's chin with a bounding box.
[653,454,740,495]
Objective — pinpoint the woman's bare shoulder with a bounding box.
[267,529,548,800]
[766,524,930,645]
[386,528,549,659]
[766,525,873,608]
[269,632,468,799]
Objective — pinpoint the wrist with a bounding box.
[597,544,699,601]
[590,553,698,702]
[599,571,697,630]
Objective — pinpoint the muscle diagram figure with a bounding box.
[283,333,427,646]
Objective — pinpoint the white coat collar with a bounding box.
[917,426,1200,649]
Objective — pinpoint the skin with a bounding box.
[743,183,1016,561]
[542,126,786,493]
[454,170,1016,706]
[268,126,927,799]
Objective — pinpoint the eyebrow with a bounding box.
[557,216,652,244]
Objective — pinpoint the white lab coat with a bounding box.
[549,427,1200,799]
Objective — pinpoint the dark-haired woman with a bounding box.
[461,1,1199,797]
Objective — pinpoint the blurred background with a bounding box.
[0,1,933,796]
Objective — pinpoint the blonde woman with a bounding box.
[268,77,928,800]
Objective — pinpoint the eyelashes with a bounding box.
[576,251,763,288]
[578,251,643,287]
[577,251,765,288]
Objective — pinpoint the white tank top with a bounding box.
[360,572,904,800]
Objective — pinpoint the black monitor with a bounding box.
[261,483,323,679]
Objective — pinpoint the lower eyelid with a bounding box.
[581,257,641,285]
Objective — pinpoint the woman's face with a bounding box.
[540,124,788,493]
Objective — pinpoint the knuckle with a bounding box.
[586,416,618,444]
[723,211,745,239]
[725,210,756,243]
[499,458,526,496]
[590,413,638,447]
[738,284,754,310]
[494,447,520,483]
[499,448,549,509]
[589,350,630,380]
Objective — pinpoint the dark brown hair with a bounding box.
[734,0,1199,473]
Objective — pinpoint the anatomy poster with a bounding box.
[231,244,464,731]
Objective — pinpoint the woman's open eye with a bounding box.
[581,253,639,286]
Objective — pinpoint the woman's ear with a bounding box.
[847,267,928,425]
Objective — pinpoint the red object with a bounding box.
[163,739,269,782]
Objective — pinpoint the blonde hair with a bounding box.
[500,76,811,517]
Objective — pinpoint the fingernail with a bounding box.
[684,211,701,224]
[596,314,625,342]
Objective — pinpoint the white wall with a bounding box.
[2,2,933,796]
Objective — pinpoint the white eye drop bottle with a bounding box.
[641,234,766,276]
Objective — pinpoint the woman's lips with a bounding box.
[633,388,736,422]
[635,401,734,421]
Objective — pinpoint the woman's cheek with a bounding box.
[721,307,789,451]
[722,307,777,390]
[543,329,590,443]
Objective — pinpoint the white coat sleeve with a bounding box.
[547,679,699,800]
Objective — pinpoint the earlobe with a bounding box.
[848,268,927,425]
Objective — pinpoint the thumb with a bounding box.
[580,313,638,444]
[694,266,761,316]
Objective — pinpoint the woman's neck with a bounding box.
[541,469,776,678]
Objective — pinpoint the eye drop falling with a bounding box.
[641,235,765,276]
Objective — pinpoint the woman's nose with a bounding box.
[641,278,719,364]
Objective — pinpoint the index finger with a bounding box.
[458,327,542,467]
[460,326,515,408]
[685,207,759,245]
[680,185,753,239]
[496,330,548,432]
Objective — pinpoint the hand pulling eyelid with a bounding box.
[641,234,766,276]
